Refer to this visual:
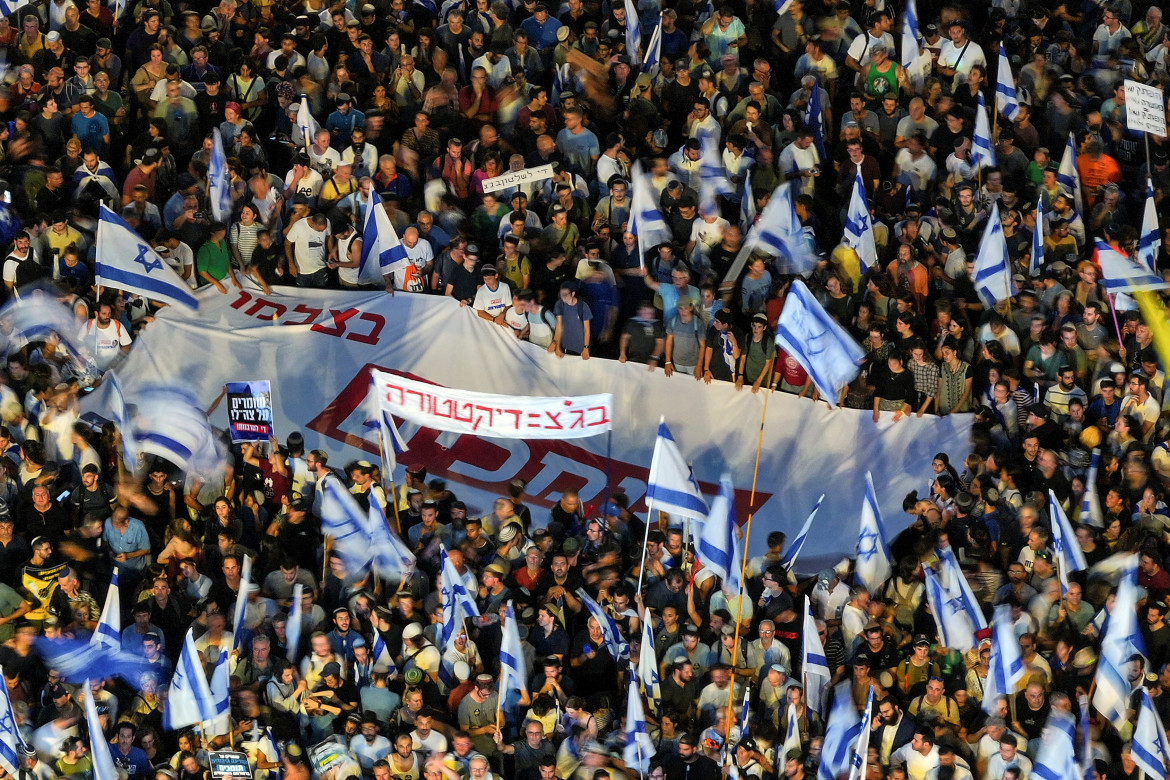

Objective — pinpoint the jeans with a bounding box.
[297,268,329,288]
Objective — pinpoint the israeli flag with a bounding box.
[130,386,224,479]
[500,601,527,697]
[320,478,380,576]
[1098,238,1170,293]
[1058,133,1085,213]
[96,205,199,311]
[1081,449,1103,528]
[35,637,153,690]
[817,681,862,780]
[698,129,732,217]
[843,169,877,274]
[414,0,439,14]
[577,588,630,662]
[640,14,662,76]
[846,687,875,780]
[440,544,480,646]
[104,374,140,472]
[995,45,1020,121]
[623,674,656,774]
[802,597,831,718]
[359,191,410,286]
[646,419,709,523]
[782,703,801,758]
[741,167,756,229]
[745,181,820,276]
[209,130,232,223]
[297,95,317,150]
[207,647,231,734]
[83,682,119,780]
[372,630,397,677]
[628,161,671,268]
[983,605,1024,714]
[1032,709,1080,780]
[369,492,415,577]
[972,93,997,170]
[698,474,743,596]
[740,686,752,738]
[780,494,824,574]
[924,565,978,652]
[637,613,662,716]
[230,555,252,647]
[775,0,793,12]
[807,78,826,156]
[164,630,219,730]
[1139,178,1161,274]
[0,289,93,370]
[1030,193,1044,276]
[974,202,1015,308]
[624,0,641,66]
[0,664,27,775]
[936,544,987,631]
[774,280,865,406]
[92,568,121,650]
[1094,554,1147,730]
[1048,490,1087,594]
[855,472,892,594]
[1133,687,1170,778]
[286,583,303,663]
[901,0,920,69]
[551,63,570,106]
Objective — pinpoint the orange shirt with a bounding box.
[1077,154,1122,209]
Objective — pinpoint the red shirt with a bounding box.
[260,459,292,507]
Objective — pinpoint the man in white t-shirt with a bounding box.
[2,231,36,294]
[308,129,342,175]
[77,301,131,371]
[284,154,324,204]
[284,213,332,287]
[396,227,434,292]
[472,267,512,325]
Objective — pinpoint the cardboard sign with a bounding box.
[481,163,556,193]
[1124,80,1166,136]
[226,381,274,443]
[209,751,253,780]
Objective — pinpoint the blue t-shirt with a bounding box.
[71,112,109,154]
[552,298,593,353]
[110,745,151,780]
[555,127,600,177]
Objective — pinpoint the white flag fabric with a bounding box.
[96,204,199,310]
[900,0,920,69]
[0,664,26,775]
[855,472,892,592]
[846,687,875,780]
[741,180,820,276]
[802,597,830,718]
[623,674,656,774]
[1058,132,1085,213]
[440,544,480,645]
[623,0,641,66]
[577,588,630,662]
[698,473,742,595]
[972,93,997,169]
[320,478,384,577]
[782,703,802,759]
[1081,449,1104,528]
[1098,238,1170,293]
[843,170,878,274]
[207,647,231,734]
[164,630,218,730]
[209,130,232,223]
[1094,554,1147,729]
[924,566,978,652]
[640,14,662,76]
[1030,708,1080,780]
[645,420,709,522]
[1140,178,1161,274]
[0,289,93,371]
[741,167,756,230]
[286,583,303,663]
[1048,490,1087,594]
[368,492,415,576]
[1030,193,1044,276]
[297,96,318,150]
[637,616,662,716]
[995,44,1020,121]
[774,280,865,407]
[973,202,1015,307]
[500,601,527,696]
[936,544,987,631]
[697,130,732,217]
[359,191,411,285]
[1133,687,1170,778]
[84,682,119,780]
[628,161,671,268]
[983,604,1025,714]
[780,494,824,574]
[818,682,863,780]
[125,385,225,478]
[230,555,252,647]
[104,374,139,472]
[92,568,121,650]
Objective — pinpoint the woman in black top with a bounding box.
[872,350,916,422]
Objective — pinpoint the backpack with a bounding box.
[13,256,44,289]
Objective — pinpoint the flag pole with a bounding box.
[375,427,404,536]
[722,389,772,757]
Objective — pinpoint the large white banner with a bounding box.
[370,368,612,439]
[83,284,971,571]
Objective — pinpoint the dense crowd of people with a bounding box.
[0,1,1170,780]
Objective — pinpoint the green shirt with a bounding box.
[197,238,231,283]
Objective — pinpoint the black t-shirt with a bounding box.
[705,325,741,381]
[1013,691,1050,739]
[446,263,480,302]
